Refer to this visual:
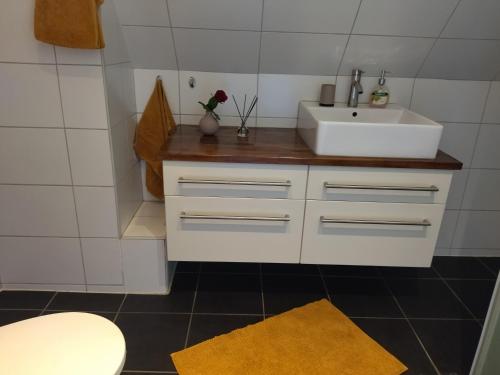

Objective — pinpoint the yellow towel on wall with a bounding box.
[34,0,105,49]
[134,78,177,200]
[172,299,408,375]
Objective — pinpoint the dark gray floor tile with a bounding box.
[432,256,493,279]
[187,314,262,347]
[320,265,381,278]
[478,257,500,276]
[262,274,326,314]
[447,279,496,319]
[325,277,402,318]
[200,262,260,274]
[176,261,201,273]
[262,263,319,275]
[116,313,190,372]
[353,318,438,375]
[121,273,197,313]
[0,291,54,309]
[388,278,473,318]
[47,292,124,312]
[379,266,438,279]
[411,319,482,375]
[194,273,262,314]
[0,310,41,326]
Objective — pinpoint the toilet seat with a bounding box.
[0,312,126,375]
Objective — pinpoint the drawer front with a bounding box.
[301,200,444,267]
[307,166,452,204]
[164,161,307,199]
[165,197,305,263]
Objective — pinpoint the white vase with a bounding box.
[198,111,219,135]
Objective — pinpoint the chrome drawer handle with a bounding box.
[178,177,291,187]
[320,216,431,227]
[323,182,439,192]
[180,212,291,222]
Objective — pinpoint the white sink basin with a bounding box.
[298,102,443,159]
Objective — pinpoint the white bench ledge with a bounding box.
[123,202,166,240]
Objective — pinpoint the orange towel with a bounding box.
[134,78,177,200]
[34,0,105,49]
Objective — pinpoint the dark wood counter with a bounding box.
[159,125,462,170]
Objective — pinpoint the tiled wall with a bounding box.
[115,0,500,80]
[0,0,142,292]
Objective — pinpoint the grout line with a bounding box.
[254,0,266,127]
[38,292,58,316]
[382,278,442,375]
[432,267,483,327]
[476,257,497,277]
[317,265,332,302]
[335,0,364,77]
[164,0,182,125]
[259,264,266,318]
[183,271,200,348]
[113,293,128,323]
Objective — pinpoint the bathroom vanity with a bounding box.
[161,125,461,267]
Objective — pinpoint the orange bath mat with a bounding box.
[171,299,408,375]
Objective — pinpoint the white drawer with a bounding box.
[307,166,452,204]
[301,200,445,267]
[164,161,307,199]
[165,197,305,263]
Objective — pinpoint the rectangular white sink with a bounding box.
[298,102,443,159]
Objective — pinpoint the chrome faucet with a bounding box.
[347,69,364,108]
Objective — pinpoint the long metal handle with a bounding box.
[180,212,291,222]
[179,177,291,187]
[324,182,439,192]
[320,216,431,227]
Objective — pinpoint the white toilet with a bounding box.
[0,312,126,375]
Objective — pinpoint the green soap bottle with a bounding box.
[370,70,390,108]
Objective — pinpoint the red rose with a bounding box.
[214,90,228,103]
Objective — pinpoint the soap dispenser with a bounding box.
[370,70,390,108]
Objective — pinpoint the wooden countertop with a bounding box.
[159,125,462,170]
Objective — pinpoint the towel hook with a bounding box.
[156,75,162,82]
[188,76,196,88]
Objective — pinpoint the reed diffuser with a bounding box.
[232,94,258,138]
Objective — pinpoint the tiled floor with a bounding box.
[0,256,498,375]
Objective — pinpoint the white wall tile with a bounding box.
[4,284,86,292]
[0,128,71,185]
[336,76,414,107]
[462,170,500,211]
[0,64,63,127]
[411,79,489,123]
[123,26,177,69]
[180,115,254,127]
[59,65,108,129]
[117,163,143,234]
[101,0,130,66]
[0,185,78,237]
[339,36,434,77]
[483,82,500,124]
[442,0,500,39]
[257,117,297,128]
[419,39,500,81]
[258,74,335,117]
[174,29,260,74]
[134,69,179,113]
[439,123,480,168]
[122,239,167,293]
[471,125,500,169]
[436,210,459,248]
[55,47,102,65]
[446,169,469,209]
[74,187,119,238]
[169,0,262,30]
[105,63,137,127]
[0,0,55,63]
[353,0,458,37]
[180,71,257,116]
[453,211,500,249]
[0,237,85,285]
[260,33,348,76]
[115,0,170,26]
[263,0,361,34]
[66,129,115,186]
[81,238,123,285]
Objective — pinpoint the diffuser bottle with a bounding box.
[369,70,390,108]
